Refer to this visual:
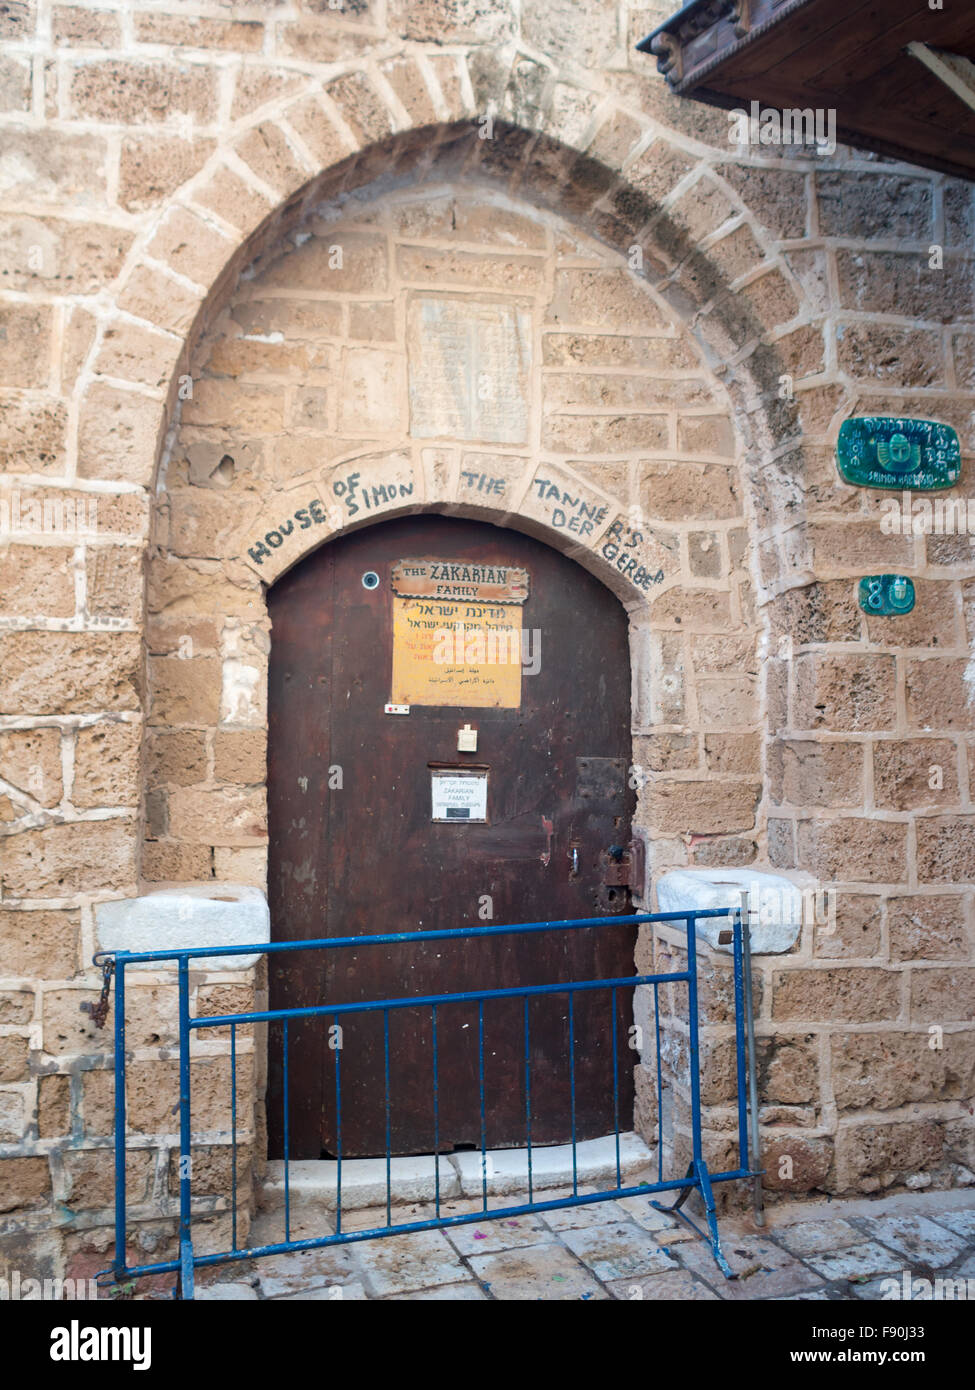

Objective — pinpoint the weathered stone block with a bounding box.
[917,818,975,883]
[3,819,136,896]
[38,1074,71,1138]
[213,731,266,785]
[640,461,740,520]
[761,1135,832,1193]
[0,1157,50,1213]
[792,654,896,732]
[73,722,141,809]
[118,133,214,213]
[769,739,864,807]
[906,660,975,731]
[909,967,975,1024]
[648,781,760,836]
[772,967,900,1023]
[68,59,218,125]
[77,384,164,484]
[887,895,969,963]
[796,817,908,884]
[0,728,62,807]
[167,786,266,845]
[831,1031,975,1110]
[0,304,54,389]
[0,1036,28,1083]
[127,1054,254,1134]
[0,215,131,293]
[149,657,221,726]
[873,739,959,810]
[835,1118,943,1192]
[62,1150,154,1209]
[0,393,67,473]
[0,909,80,978]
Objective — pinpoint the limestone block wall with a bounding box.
[0,0,972,1274]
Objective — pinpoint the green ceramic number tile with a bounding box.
[837,417,960,490]
[858,575,915,616]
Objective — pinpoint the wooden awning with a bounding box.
[638,0,975,181]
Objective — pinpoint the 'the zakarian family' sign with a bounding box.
[390,557,528,708]
[836,417,961,490]
[391,559,529,604]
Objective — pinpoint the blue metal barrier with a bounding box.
[95,908,758,1298]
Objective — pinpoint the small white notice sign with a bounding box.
[431,770,488,823]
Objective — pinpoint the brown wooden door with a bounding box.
[267,516,635,1159]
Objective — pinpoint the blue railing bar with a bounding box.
[568,992,577,1196]
[384,1009,391,1228]
[478,1000,487,1210]
[431,1004,440,1219]
[230,1022,238,1253]
[654,980,664,1186]
[93,909,731,967]
[731,907,750,1172]
[282,1018,290,1244]
[117,1169,757,1278]
[112,959,126,1281]
[611,985,621,1190]
[523,997,533,1204]
[685,905,704,1168]
[176,957,194,1300]
[190,970,690,1029]
[333,1012,342,1235]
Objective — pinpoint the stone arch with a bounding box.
[76,53,824,593]
[144,165,766,892]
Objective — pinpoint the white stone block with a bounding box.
[261,1155,461,1212]
[451,1132,652,1199]
[94,884,270,970]
[655,869,803,955]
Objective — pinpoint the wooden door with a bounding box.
[267,516,635,1158]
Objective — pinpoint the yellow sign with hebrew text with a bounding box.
[391,596,522,708]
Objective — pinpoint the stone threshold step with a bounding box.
[259,1132,653,1211]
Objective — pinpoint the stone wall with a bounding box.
[0,0,973,1277]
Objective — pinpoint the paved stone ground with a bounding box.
[189,1185,975,1302]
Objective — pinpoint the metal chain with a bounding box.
[81,958,115,1029]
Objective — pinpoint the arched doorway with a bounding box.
[266,514,636,1158]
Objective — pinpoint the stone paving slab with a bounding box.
[560,1221,679,1281]
[936,1209,975,1241]
[774,1217,864,1258]
[605,1269,720,1300]
[468,1242,609,1300]
[676,1232,824,1301]
[855,1215,969,1269]
[805,1240,904,1282]
[354,1229,468,1296]
[445,1212,549,1254]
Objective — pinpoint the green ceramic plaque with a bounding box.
[837,417,961,490]
[858,575,915,616]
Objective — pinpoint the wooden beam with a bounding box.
[907,42,975,116]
